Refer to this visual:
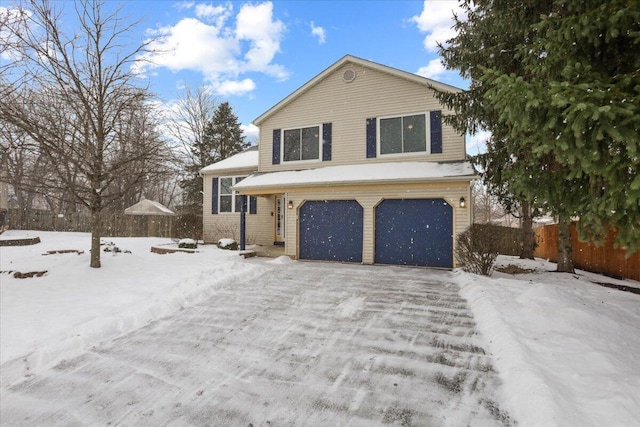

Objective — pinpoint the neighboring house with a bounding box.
[201,55,476,268]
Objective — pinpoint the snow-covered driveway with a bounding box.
[1,262,511,426]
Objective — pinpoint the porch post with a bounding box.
[240,195,247,250]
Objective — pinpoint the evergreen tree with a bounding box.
[434,1,579,266]
[481,0,640,253]
[180,101,248,209]
[179,130,217,210]
[207,102,249,162]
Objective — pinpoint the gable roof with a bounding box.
[124,199,175,216]
[253,54,462,126]
[199,146,259,175]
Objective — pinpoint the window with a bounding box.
[219,176,249,213]
[379,113,427,155]
[283,125,320,162]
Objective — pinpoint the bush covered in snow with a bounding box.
[178,238,197,249]
[217,238,238,250]
[456,224,500,276]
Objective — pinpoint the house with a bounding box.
[201,55,476,268]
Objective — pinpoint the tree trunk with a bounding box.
[90,208,102,268]
[556,213,575,273]
[520,200,535,259]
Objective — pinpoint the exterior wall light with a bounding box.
[287,200,294,209]
[459,197,466,208]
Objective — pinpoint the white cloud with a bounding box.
[310,21,326,44]
[142,18,239,76]
[411,0,466,52]
[135,1,286,94]
[195,2,233,27]
[416,58,445,79]
[173,1,195,10]
[214,78,256,96]
[241,123,259,143]
[235,2,287,80]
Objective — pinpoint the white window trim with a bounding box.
[218,175,249,214]
[376,112,431,157]
[280,124,323,164]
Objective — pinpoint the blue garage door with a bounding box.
[375,199,453,268]
[299,200,363,263]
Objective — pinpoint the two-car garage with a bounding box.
[298,198,454,268]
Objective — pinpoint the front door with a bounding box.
[274,195,285,245]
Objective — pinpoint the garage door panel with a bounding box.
[375,199,453,268]
[299,200,363,263]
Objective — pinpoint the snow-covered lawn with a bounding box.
[459,257,640,426]
[1,231,639,426]
[0,231,268,385]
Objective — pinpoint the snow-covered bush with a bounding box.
[178,238,197,249]
[456,224,500,276]
[101,241,131,254]
[217,238,238,250]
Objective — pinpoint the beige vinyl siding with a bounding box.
[258,62,465,173]
[202,169,273,245]
[202,197,272,245]
[282,180,472,266]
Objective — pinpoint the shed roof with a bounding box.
[234,161,476,194]
[200,146,259,175]
[124,199,175,216]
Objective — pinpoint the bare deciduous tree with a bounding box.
[472,182,505,225]
[0,0,166,268]
[164,84,219,209]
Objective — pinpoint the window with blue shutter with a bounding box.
[366,118,377,158]
[430,110,442,154]
[322,123,332,161]
[211,177,218,214]
[272,129,281,164]
[249,196,257,214]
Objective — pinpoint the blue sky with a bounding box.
[3,0,488,152]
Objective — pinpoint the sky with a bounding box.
[2,0,488,153]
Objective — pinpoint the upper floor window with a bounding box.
[283,125,320,162]
[379,113,427,155]
[219,176,248,213]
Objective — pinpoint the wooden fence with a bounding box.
[534,223,639,281]
[4,208,202,240]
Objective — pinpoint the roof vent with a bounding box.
[342,69,356,83]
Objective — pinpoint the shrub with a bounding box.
[178,238,198,249]
[456,224,501,276]
[217,238,238,250]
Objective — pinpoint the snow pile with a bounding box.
[458,256,640,427]
[266,255,294,265]
[0,231,268,386]
[218,238,236,248]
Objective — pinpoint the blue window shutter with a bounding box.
[272,129,281,164]
[211,177,218,214]
[430,110,442,154]
[366,118,377,158]
[322,123,332,161]
[249,196,257,214]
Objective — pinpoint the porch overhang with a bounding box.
[232,161,477,196]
